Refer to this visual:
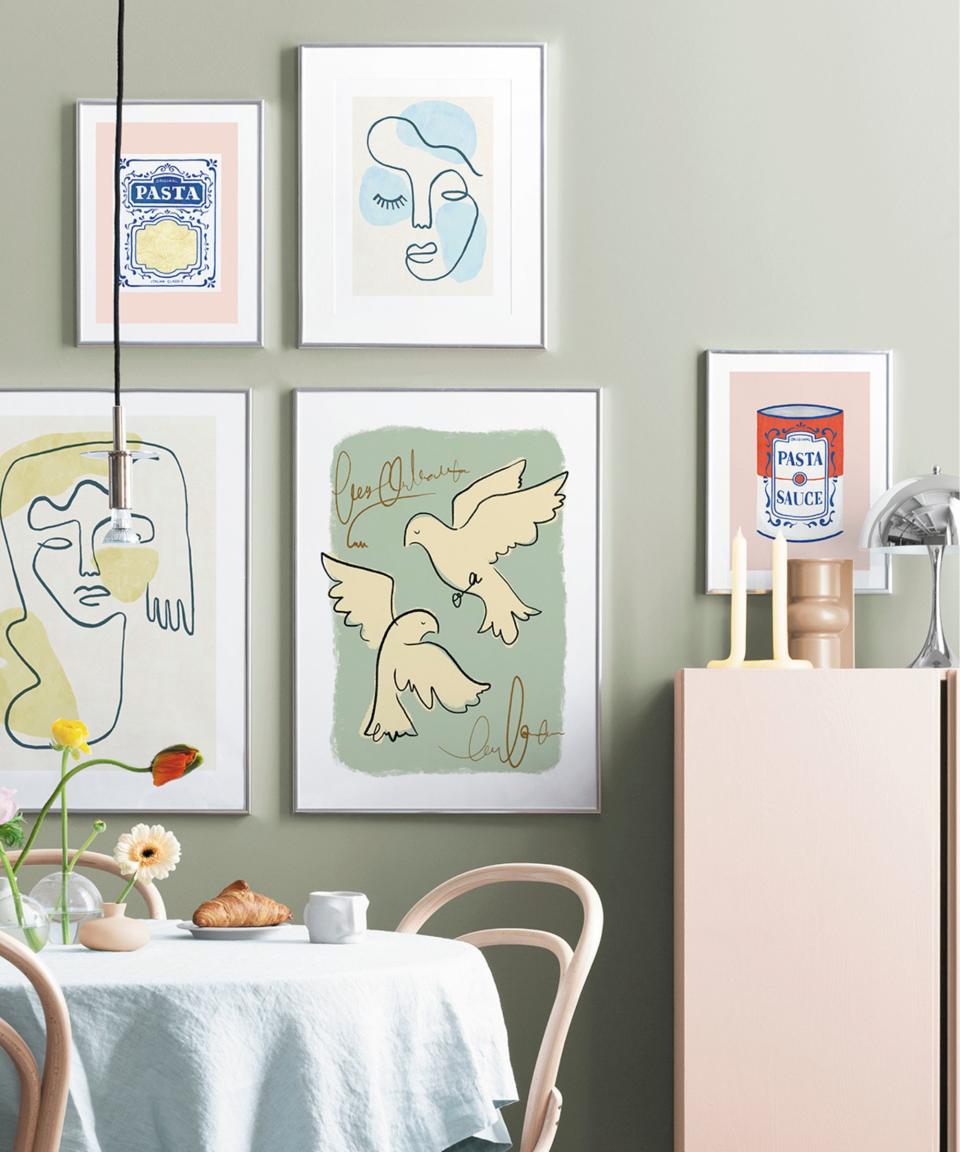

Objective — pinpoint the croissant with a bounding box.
[192,880,293,928]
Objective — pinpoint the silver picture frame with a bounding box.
[292,387,601,813]
[298,44,546,349]
[705,349,893,595]
[76,99,264,348]
[3,388,251,815]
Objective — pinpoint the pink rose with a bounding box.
[0,788,18,826]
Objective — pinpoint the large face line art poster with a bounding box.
[295,391,599,813]
[0,392,248,813]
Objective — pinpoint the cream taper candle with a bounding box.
[771,528,788,659]
[730,527,747,661]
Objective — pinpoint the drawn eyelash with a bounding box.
[373,192,407,210]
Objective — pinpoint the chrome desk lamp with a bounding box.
[860,466,960,668]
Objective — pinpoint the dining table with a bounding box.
[0,922,517,1152]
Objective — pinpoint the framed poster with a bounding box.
[299,44,544,347]
[706,351,891,593]
[0,391,249,812]
[294,390,599,812]
[77,100,263,345]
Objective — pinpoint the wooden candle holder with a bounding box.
[787,559,854,668]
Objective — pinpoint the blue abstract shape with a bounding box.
[358,166,409,226]
[397,101,477,162]
[437,201,486,282]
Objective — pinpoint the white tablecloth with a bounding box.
[0,924,517,1152]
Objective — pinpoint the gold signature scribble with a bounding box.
[333,448,468,549]
[440,675,563,769]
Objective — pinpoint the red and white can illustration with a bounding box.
[756,404,844,541]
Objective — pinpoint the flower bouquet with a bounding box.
[0,719,200,951]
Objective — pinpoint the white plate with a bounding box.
[175,921,288,941]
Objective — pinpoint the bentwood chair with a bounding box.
[1,849,165,1151]
[397,863,603,1152]
[0,931,70,1152]
[9,849,166,917]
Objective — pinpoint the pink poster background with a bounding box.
[729,370,872,572]
[95,122,238,325]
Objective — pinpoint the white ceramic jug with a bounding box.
[304,891,368,944]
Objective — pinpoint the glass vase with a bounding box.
[0,879,50,953]
[29,871,103,946]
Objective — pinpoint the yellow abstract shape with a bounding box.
[0,610,78,738]
[0,431,147,518]
[96,546,159,604]
[135,219,197,275]
[0,434,109,517]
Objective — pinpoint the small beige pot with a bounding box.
[77,902,150,952]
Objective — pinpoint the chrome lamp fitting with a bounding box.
[860,465,960,669]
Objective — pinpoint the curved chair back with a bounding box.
[9,849,166,919]
[0,931,71,1152]
[397,863,603,1152]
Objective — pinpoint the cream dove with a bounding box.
[403,460,567,646]
[322,553,489,743]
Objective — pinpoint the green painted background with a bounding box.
[326,426,566,776]
[2,2,957,1147]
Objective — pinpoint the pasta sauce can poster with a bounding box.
[756,403,844,542]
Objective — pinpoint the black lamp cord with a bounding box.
[112,0,124,409]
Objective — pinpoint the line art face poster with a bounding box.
[295,391,599,812]
[299,45,543,347]
[0,392,248,812]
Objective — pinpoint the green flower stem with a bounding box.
[0,844,25,928]
[12,760,150,877]
[59,749,70,944]
[0,844,42,953]
[67,822,106,874]
[116,871,139,905]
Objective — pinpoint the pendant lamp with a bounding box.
[83,0,157,545]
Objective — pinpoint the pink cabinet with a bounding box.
[675,669,957,1152]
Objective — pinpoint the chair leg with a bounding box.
[527,1088,562,1152]
[0,1018,41,1152]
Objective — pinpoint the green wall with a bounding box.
[2,2,957,1147]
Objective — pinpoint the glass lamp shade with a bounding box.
[0,881,50,952]
[102,507,140,546]
[29,871,104,945]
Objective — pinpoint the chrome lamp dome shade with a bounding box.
[859,466,960,668]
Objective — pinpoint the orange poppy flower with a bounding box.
[151,745,203,787]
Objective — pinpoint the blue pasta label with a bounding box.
[119,157,218,289]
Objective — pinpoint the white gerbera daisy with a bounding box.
[113,823,181,883]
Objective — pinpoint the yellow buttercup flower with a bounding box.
[50,718,91,760]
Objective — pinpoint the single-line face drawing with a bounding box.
[0,435,195,750]
[322,553,489,743]
[404,459,567,646]
[358,100,488,284]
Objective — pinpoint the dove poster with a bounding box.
[299,44,544,347]
[0,391,249,813]
[294,390,599,812]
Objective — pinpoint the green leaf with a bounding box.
[0,814,26,850]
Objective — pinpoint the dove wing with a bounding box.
[394,642,490,713]
[459,471,568,564]
[321,554,395,649]
[451,459,526,528]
